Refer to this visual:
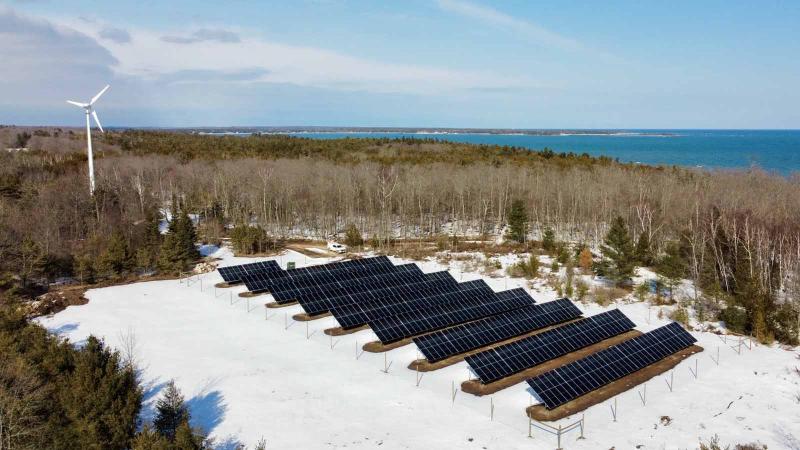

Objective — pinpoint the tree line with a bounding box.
[0,128,797,345]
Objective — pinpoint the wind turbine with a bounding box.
[67,84,109,195]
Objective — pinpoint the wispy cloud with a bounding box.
[161,28,240,44]
[98,26,131,44]
[436,0,582,52]
[39,13,540,95]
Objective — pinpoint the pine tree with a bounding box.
[136,209,163,271]
[541,227,556,252]
[344,223,364,247]
[154,381,189,441]
[598,216,635,286]
[98,230,133,277]
[158,209,199,272]
[173,420,203,449]
[18,237,47,287]
[634,232,653,266]
[57,336,142,448]
[174,211,199,263]
[656,241,686,301]
[506,199,528,243]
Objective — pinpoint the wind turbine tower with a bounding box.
[67,85,109,195]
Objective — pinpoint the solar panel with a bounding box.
[217,260,282,283]
[283,264,429,310]
[527,322,697,409]
[330,275,488,329]
[465,309,635,384]
[243,256,392,293]
[413,298,583,363]
[369,286,536,344]
[307,271,458,322]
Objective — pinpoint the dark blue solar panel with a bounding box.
[217,260,282,283]
[465,309,635,384]
[413,298,583,363]
[369,286,536,344]
[282,264,428,310]
[243,256,392,293]
[307,271,459,322]
[527,322,697,409]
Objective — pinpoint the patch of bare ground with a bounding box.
[292,311,331,321]
[408,318,583,372]
[526,344,704,421]
[324,324,369,336]
[265,300,297,308]
[461,330,643,396]
[285,242,337,258]
[214,281,238,288]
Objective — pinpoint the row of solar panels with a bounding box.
[217,256,540,345]
[218,257,697,411]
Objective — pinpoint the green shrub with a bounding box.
[719,305,748,334]
[669,307,690,326]
[506,255,539,279]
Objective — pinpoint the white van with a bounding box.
[327,242,347,253]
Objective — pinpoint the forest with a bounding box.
[1,125,798,348]
[1,124,798,447]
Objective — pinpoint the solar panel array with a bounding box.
[313,272,459,326]
[465,309,635,384]
[527,322,697,409]
[413,298,583,363]
[370,286,536,344]
[218,260,282,284]
[243,256,393,293]
[285,264,428,310]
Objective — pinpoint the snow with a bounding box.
[36,248,800,449]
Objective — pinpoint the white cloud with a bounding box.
[436,0,582,52]
[46,16,539,95]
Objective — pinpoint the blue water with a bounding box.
[277,130,800,175]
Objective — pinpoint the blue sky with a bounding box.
[1,0,799,128]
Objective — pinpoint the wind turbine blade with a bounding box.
[91,110,104,133]
[67,100,88,108]
[90,85,110,105]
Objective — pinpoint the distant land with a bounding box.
[187,126,674,137]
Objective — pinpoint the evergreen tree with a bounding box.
[57,336,142,448]
[343,223,364,247]
[173,420,203,449]
[174,211,199,262]
[505,199,528,243]
[131,425,172,450]
[18,237,47,287]
[656,242,686,301]
[98,230,134,277]
[154,381,189,441]
[598,216,635,286]
[137,209,163,271]
[158,209,199,272]
[634,232,653,266]
[541,227,556,252]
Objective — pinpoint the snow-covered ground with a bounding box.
[37,248,800,449]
